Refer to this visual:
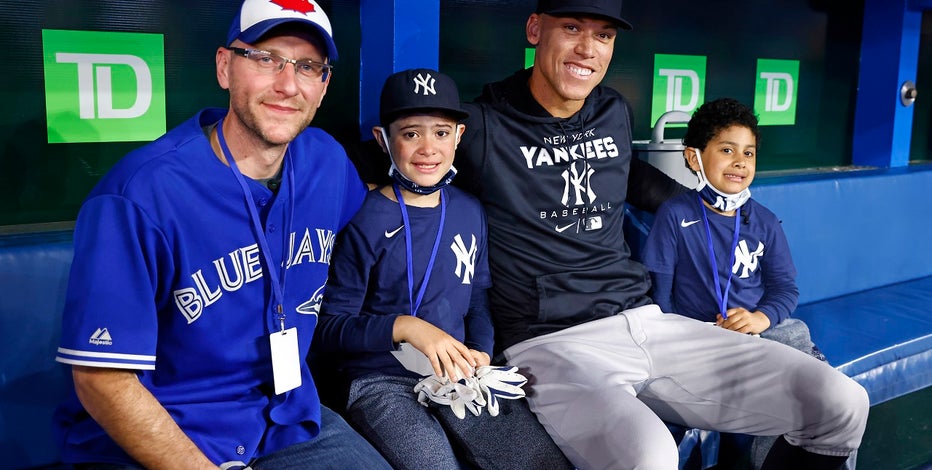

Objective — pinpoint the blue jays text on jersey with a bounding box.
[174,226,336,323]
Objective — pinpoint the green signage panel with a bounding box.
[42,29,167,144]
[650,54,707,128]
[754,58,800,126]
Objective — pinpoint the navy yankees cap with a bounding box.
[227,0,338,61]
[536,0,633,30]
[379,68,469,127]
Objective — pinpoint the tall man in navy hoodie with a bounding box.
[452,0,869,468]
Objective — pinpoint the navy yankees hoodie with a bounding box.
[455,67,684,353]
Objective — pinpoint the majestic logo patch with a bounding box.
[89,327,113,346]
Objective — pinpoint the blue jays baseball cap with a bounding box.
[379,69,469,127]
[227,0,338,61]
[536,0,633,30]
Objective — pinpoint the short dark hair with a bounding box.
[683,98,760,151]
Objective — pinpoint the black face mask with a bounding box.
[388,163,457,195]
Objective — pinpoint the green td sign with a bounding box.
[42,29,166,144]
[754,59,799,126]
[651,54,706,128]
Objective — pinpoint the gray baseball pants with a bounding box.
[503,304,869,470]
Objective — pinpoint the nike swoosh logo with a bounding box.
[384,225,404,238]
[555,221,578,233]
[680,219,700,228]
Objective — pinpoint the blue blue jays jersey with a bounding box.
[54,108,367,464]
[315,186,493,380]
[642,192,798,326]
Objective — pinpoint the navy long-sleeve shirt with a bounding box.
[642,192,799,327]
[315,187,493,380]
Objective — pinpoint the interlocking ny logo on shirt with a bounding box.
[450,234,477,284]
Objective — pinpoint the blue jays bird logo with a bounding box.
[296,284,326,315]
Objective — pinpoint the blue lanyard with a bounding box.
[698,194,741,319]
[217,119,295,332]
[393,184,446,317]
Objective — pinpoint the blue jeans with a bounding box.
[75,405,390,470]
[346,373,573,470]
[249,405,391,470]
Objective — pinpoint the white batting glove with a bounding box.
[414,375,484,419]
[474,365,528,417]
[448,380,483,419]
[414,374,448,408]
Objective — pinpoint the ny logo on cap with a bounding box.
[413,73,437,96]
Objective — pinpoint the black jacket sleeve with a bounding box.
[341,138,392,187]
[626,157,689,213]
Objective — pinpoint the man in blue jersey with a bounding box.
[53,1,390,468]
[314,68,572,470]
[452,0,870,468]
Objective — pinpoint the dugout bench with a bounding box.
[3,166,932,469]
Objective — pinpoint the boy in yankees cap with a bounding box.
[53,0,390,468]
[314,68,572,469]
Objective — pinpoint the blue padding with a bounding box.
[0,231,74,468]
[795,276,932,405]
[752,167,932,304]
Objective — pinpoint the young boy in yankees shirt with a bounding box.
[642,98,823,359]
[313,68,571,470]
[643,97,834,467]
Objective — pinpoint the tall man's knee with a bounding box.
[835,380,870,438]
[799,375,869,452]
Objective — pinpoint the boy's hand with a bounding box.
[717,308,771,334]
[393,315,476,380]
[469,350,491,368]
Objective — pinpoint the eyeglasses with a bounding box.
[225,47,332,82]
